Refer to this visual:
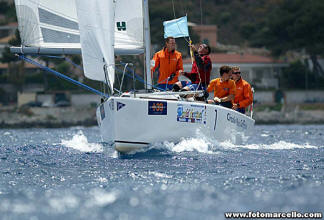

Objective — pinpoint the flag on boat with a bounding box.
[163,16,189,38]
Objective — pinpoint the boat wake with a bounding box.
[162,137,216,154]
[60,131,319,156]
[218,140,319,150]
[60,131,103,153]
[146,138,320,155]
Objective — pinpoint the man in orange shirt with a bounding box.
[206,65,236,109]
[231,66,253,114]
[151,37,183,90]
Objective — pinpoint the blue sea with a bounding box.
[0,125,323,220]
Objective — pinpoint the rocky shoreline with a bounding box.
[253,110,324,125]
[0,106,97,128]
[1,106,324,128]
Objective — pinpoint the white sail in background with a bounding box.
[14,0,144,55]
[15,0,80,49]
[76,0,115,89]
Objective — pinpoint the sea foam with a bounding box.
[61,131,103,153]
[219,140,318,150]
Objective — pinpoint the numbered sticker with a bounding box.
[148,101,167,115]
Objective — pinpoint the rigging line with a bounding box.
[64,57,83,71]
[200,0,203,26]
[39,54,140,84]
[121,68,164,91]
[114,64,122,90]
[117,62,164,91]
[180,0,187,17]
[18,55,109,98]
[35,55,83,71]
[35,55,150,90]
[171,0,190,44]
[171,0,177,20]
[119,63,129,93]
[33,54,162,91]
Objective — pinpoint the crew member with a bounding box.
[206,65,236,109]
[231,66,253,114]
[151,37,183,90]
[174,43,212,92]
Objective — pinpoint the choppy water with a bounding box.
[0,125,323,220]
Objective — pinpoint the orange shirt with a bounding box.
[207,78,236,98]
[234,78,253,108]
[151,48,183,84]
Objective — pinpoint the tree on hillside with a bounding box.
[1,30,26,92]
[0,1,17,24]
[250,0,324,80]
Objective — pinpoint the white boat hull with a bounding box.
[96,96,255,153]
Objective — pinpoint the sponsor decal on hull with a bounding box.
[117,102,126,111]
[148,101,167,115]
[177,104,206,124]
[214,109,218,130]
[100,104,105,120]
[109,99,114,111]
[227,113,247,129]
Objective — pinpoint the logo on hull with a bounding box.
[176,104,206,124]
[117,102,126,111]
[227,113,247,129]
[100,104,105,120]
[148,101,167,115]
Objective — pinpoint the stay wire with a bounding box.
[34,55,165,92]
[200,0,203,25]
[171,0,190,44]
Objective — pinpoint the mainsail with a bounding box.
[14,0,144,55]
[15,0,79,49]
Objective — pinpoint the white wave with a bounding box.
[111,150,119,158]
[164,137,217,154]
[97,177,108,183]
[148,171,172,179]
[219,140,318,150]
[61,131,103,152]
[48,194,79,213]
[86,189,119,207]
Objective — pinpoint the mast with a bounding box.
[143,0,152,90]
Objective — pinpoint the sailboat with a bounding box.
[12,0,255,153]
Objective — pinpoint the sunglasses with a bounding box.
[232,72,241,75]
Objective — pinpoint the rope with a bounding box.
[200,0,203,25]
[170,0,195,66]
[118,61,165,91]
[171,0,190,44]
[33,55,165,92]
[38,55,83,71]
[18,55,109,98]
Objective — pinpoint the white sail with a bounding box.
[14,0,144,55]
[114,0,143,52]
[15,0,80,49]
[76,0,115,89]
